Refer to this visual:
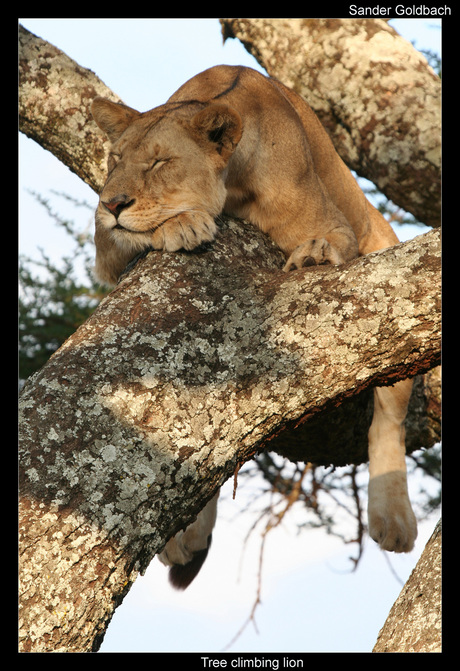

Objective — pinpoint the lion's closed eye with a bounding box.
[107,153,120,173]
[146,158,169,172]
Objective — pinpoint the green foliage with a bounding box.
[18,193,109,381]
[421,47,441,78]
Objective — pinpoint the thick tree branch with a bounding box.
[220,18,441,227]
[272,365,441,466]
[19,24,118,193]
[19,222,440,651]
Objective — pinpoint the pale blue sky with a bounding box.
[19,18,441,654]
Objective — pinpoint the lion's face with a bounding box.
[96,115,227,247]
[92,99,242,284]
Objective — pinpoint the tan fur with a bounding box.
[92,66,417,585]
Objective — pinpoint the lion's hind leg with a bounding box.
[368,380,417,552]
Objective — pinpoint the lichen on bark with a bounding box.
[19,24,119,193]
[19,221,440,651]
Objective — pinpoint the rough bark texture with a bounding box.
[19,24,118,193]
[19,24,441,653]
[220,18,441,227]
[273,365,441,466]
[19,223,440,652]
[373,519,442,652]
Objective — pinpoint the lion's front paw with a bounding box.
[152,212,217,252]
[283,238,346,271]
[368,475,418,553]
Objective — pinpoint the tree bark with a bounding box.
[19,24,441,652]
[19,223,440,651]
[272,365,441,466]
[220,18,441,228]
[19,24,118,194]
[373,519,442,652]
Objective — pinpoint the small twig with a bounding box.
[233,459,244,500]
[224,463,312,650]
[347,465,365,570]
[380,548,405,587]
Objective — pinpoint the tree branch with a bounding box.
[19,221,440,651]
[19,24,118,193]
[373,518,441,652]
[220,18,441,227]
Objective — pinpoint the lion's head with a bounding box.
[91,98,242,285]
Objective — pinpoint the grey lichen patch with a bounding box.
[19,495,137,652]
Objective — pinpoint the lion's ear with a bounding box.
[91,98,141,143]
[190,104,243,161]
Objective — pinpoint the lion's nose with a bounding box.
[102,194,134,218]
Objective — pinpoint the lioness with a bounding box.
[92,65,417,589]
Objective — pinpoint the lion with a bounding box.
[91,65,417,589]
